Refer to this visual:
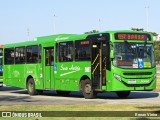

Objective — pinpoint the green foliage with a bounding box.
[149,32,158,36]
[154,41,160,63]
[84,30,99,34]
[131,28,158,36]
[131,28,144,31]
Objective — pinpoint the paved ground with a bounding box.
[156,66,160,73]
[0,86,159,106]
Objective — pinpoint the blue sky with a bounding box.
[0,0,159,44]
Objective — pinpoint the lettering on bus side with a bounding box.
[59,64,81,77]
[60,64,80,71]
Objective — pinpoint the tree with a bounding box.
[154,41,160,64]
[131,28,158,37]
[149,32,158,37]
[131,28,144,31]
[84,30,99,34]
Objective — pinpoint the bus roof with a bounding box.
[36,33,88,42]
[4,30,152,48]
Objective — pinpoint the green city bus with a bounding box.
[3,30,156,99]
[0,44,3,87]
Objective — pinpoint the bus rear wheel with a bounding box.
[27,78,38,95]
[116,91,130,98]
[81,79,96,99]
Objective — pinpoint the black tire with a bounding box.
[56,91,71,96]
[116,91,130,98]
[27,78,38,95]
[79,80,84,91]
[81,79,96,99]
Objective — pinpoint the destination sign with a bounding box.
[80,41,90,45]
[115,33,151,40]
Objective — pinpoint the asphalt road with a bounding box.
[0,86,159,106]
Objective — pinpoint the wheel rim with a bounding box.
[84,83,91,94]
[28,82,33,93]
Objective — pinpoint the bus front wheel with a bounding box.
[27,78,38,95]
[81,79,96,99]
[116,91,130,98]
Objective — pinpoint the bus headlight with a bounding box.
[114,74,122,81]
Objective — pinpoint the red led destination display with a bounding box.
[115,33,151,40]
[80,41,90,45]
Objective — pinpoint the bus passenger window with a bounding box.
[59,42,73,62]
[15,47,25,64]
[75,40,91,61]
[26,45,38,64]
[4,48,15,64]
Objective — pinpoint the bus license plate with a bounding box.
[128,80,136,84]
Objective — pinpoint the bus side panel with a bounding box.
[55,62,91,91]
[4,65,16,87]
[25,64,43,90]
[13,64,25,88]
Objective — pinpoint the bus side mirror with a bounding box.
[110,50,114,59]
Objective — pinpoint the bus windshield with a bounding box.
[113,42,155,68]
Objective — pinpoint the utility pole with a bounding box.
[27,28,30,41]
[98,18,102,31]
[145,6,149,31]
[53,14,57,35]
[53,14,55,34]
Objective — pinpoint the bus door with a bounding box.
[91,41,107,90]
[44,47,54,89]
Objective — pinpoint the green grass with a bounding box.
[0,104,159,120]
[0,104,160,111]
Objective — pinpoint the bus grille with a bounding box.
[123,72,152,76]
